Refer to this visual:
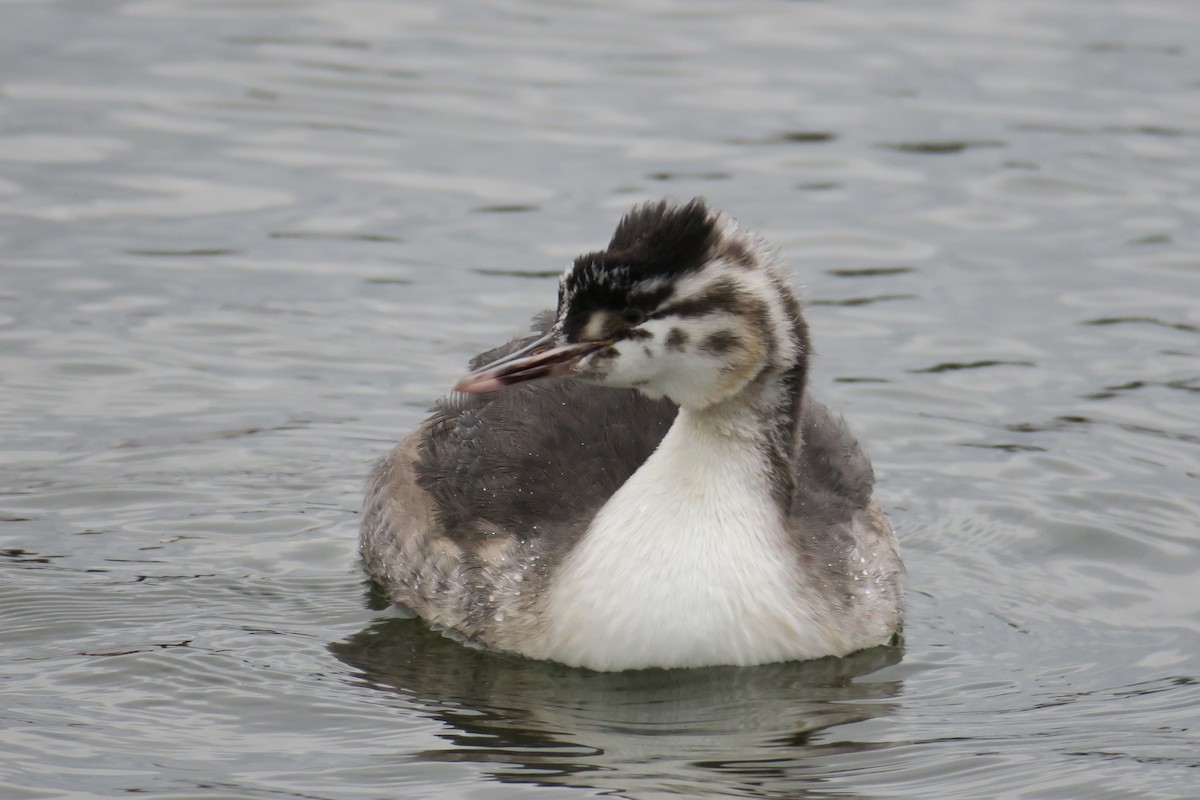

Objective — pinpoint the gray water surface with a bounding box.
[3,1,1199,798]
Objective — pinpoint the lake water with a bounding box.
[3,0,1199,797]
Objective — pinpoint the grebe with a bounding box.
[360,199,903,671]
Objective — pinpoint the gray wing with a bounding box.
[790,395,876,524]
[416,309,874,544]
[414,312,677,548]
[361,317,899,642]
[790,397,903,624]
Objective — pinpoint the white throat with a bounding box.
[535,403,847,670]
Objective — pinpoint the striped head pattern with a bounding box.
[559,199,809,411]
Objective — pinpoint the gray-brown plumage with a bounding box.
[360,199,903,671]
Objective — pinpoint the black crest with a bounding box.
[560,199,717,338]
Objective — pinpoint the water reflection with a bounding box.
[332,614,903,799]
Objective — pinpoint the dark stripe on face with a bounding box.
[700,330,741,356]
[655,279,778,363]
[653,278,744,320]
[628,285,675,311]
[665,327,689,351]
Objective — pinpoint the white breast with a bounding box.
[531,409,854,671]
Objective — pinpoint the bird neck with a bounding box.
[684,313,810,510]
[537,334,814,669]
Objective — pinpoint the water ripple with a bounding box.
[2,0,1199,798]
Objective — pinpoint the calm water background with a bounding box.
[3,1,1199,797]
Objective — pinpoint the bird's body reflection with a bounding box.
[331,612,903,799]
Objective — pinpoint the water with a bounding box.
[2,0,1198,797]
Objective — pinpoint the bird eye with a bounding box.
[621,308,646,326]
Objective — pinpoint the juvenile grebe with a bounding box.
[360,199,903,671]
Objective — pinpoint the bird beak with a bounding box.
[453,331,613,394]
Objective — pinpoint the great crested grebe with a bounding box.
[360,199,904,671]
